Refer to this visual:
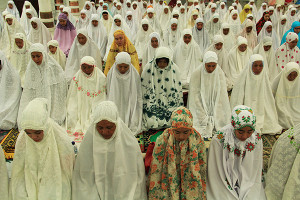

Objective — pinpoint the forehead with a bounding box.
[97,120,116,126]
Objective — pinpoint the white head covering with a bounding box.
[0,50,21,130]
[20,1,37,25]
[230,54,282,134]
[277,15,287,39]
[253,36,278,81]
[192,18,211,52]
[256,2,268,21]
[219,22,235,52]
[75,10,90,30]
[159,5,170,31]
[66,55,106,145]
[125,11,138,41]
[271,62,300,129]
[0,14,25,57]
[65,29,103,83]
[135,18,155,59]
[275,32,300,71]
[28,17,52,47]
[173,29,203,88]
[63,7,77,26]
[83,1,97,18]
[228,10,241,35]
[226,36,253,88]
[100,10,113,34]
[163,18,181,50]
[141,47,183,130]
[142,32,161,67]
[20,9,34,35]
[237,19,257,50]
[205,34,228,73]
[18,43,67,126]
[206,13,221,42]
[107,52,142,134]
[188,51,231,138]
[87,14,108,58]
[47,40,66,70]
[71,101,147,200]
[207,105,266,199]
[5,1,20,21]
[11,98,74,200]
[257,21,280,50]
[10,32,31,86]
[286,7,297,29]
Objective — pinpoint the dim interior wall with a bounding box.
[0,0,9,12]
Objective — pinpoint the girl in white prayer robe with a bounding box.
[192,18,210,53]
[226,36,252,89]
[144,8,162,36]
[66,56,106,145]
[27,17,52,47]
[75,10,90,30]
[207,105,266,200]
[142,32,161,68]
[20,9,34,36]
[72,101,147,200]
[188,51,231,139]
[5,1,20,21]
[159,5,171,31]
[20,1,37,21]
[10,33,31,87]
[206,13,221,42]
[257,21,280,50]
[0,50,21,130]
[0,14,25,57]
[47,40,66,70]
[265,123,300,200]
[0,145,8,200]
[163,18,181,51]
[87,14,108,59]
[18,43,67,126]
[125,11,138,42]
[277,15,287,39]
[253,36,278,81]
[135,19,155,60]
[228,10,242,36]
[173,29,202,89]
[11,98,74,200]
[230,54,282,135]
[271,62,300,130]
[100,10,113,34]
[65,29,103,83]
[220,22,236,52]
[107,52,142,135]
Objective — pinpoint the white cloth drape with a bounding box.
[65,29,103,83]
[11,98,74,200]
[87,14,108,58]
[265,123,300,200]
[27,17,52,47]
[271,62,300,129]
[0,50,21,130]
[66,60,106,145]
[230,54,282,134]
[18,43,67,126]
[107,52,142,135]
[72,101,147,200]
[47,40,66,70]
[188,51,231,138]
[173,29,202,88]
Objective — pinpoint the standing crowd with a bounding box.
[1,0,300,199]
